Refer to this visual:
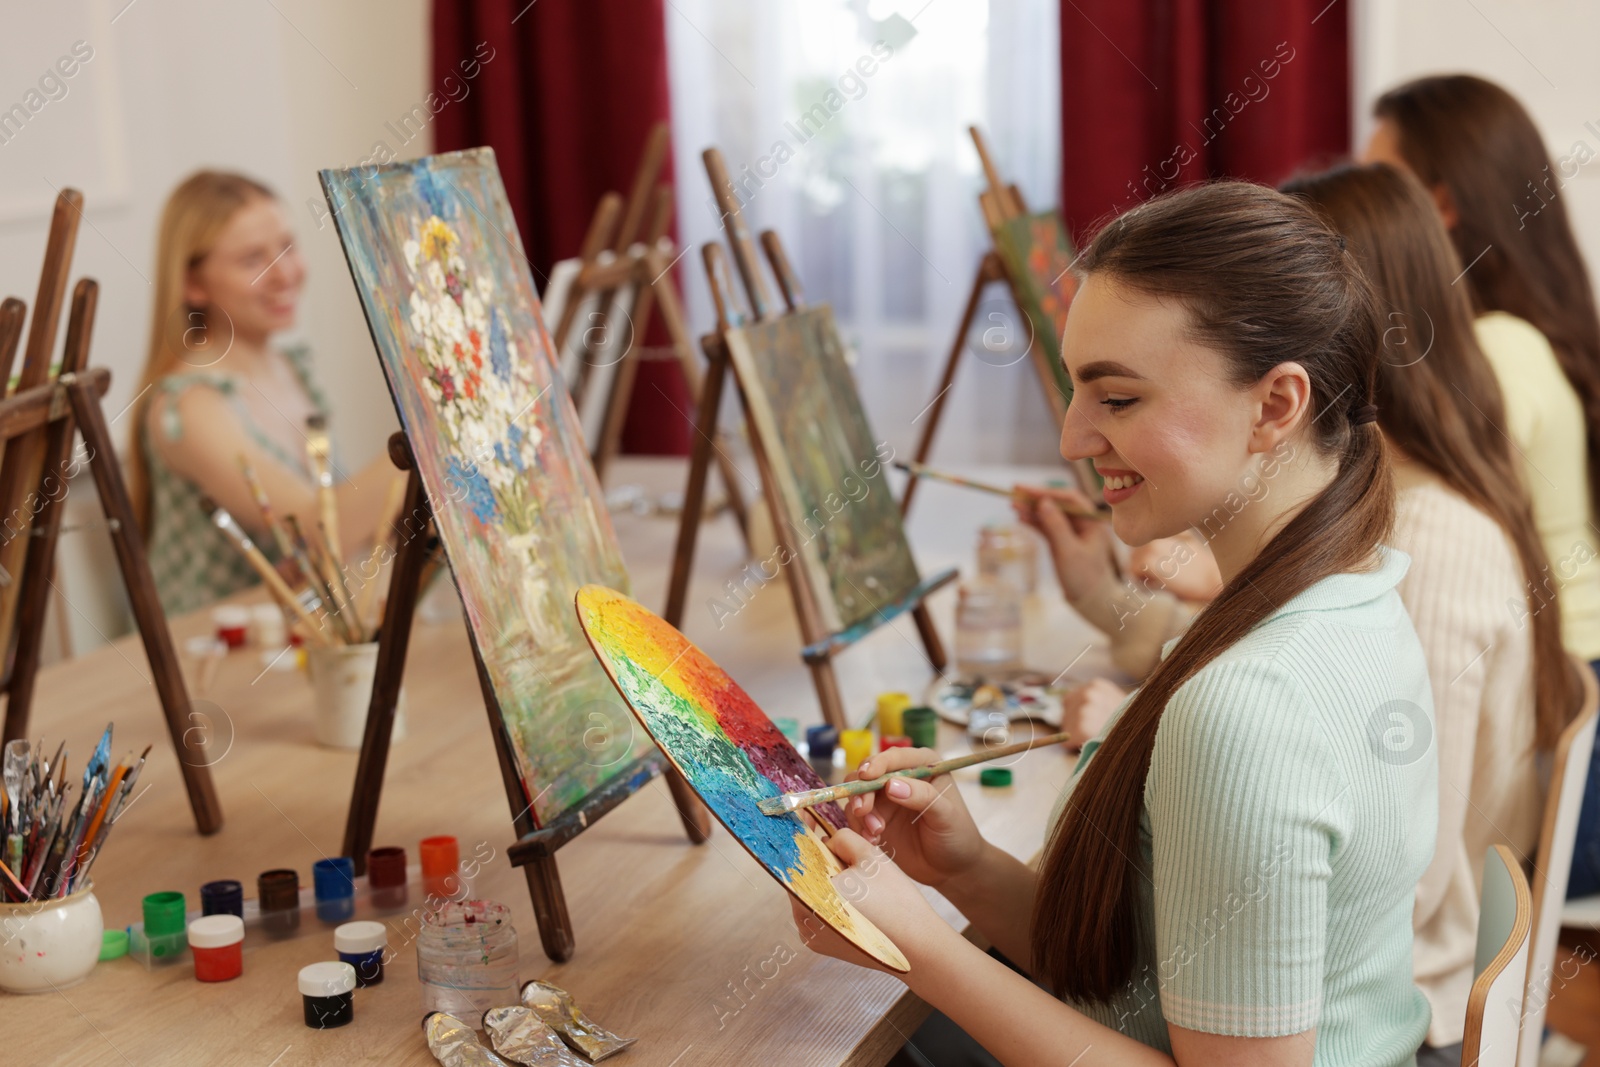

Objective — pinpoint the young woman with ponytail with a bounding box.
[984,164,1578,1063]
[794,182,1435,1065]
[1363,75,1600,900]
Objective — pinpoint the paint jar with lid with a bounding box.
[188,914,244,982]
[312,857,355,923]
[142,890,187,961]
[420,835,460,902]
[367,846,408,911]
[839,729,873,773]
[299,961,356,1028]
[212,605,250,649]
[875,692,911,739]
[334,920,388,986]
[251,602,287,648]
[416,900,520,1019]
[200,879,243,918]
[805,725,838,783]
[257,869,300,938]
[903,706,939,750]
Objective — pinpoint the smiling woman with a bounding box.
[127,171,402,616]
[796,183,1437,1067]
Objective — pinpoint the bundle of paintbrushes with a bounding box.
[0,726,146,902]
[210,441,380,647]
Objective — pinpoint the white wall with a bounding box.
[1354,0,1600,283]
[0,0,429,649]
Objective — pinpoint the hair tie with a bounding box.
[1350,402,1378,426]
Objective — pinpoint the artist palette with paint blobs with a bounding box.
[574,585,908,973]
[924,672,1066,728]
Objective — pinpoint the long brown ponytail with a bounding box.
[1283,162,1583,749]
[1031,182,1392,1003]
[1375,75,1600,518]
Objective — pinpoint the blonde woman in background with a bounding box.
[132,171,395,615]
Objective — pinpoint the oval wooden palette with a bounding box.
[574,584,908,973]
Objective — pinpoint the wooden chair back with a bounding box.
[1519,657,1598,1065]
[1465,844,1533,1067]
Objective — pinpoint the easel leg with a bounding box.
[592,284,650,482]
[911,603,949,673]
[5,283,95,743]
[342,449,430,873]
[647,255,752,548]
[663,766,712,843]
[901,254,1004,517]
[524,852,575,963]
[809,660,850,731]
[664,337,730,628]
[68,379,223,834]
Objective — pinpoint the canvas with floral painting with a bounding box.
[320,149,652,825]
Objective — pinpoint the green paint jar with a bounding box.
[903,706,938,750]
[142,890,187,959]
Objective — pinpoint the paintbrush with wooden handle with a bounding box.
[893,462,1109,521]
[304,413,341,565]
[757,731,1071,815]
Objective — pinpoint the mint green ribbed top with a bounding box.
[1058,546,1437,1064]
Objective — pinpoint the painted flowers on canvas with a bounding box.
[321,150,649,824]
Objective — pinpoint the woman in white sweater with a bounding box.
[1023,163,1583,1064]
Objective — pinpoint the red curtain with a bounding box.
[1059,0,1350,244]
[432,0,691,454]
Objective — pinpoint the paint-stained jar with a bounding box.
[416,899,520,1019]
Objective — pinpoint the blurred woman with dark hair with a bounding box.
[1364,74,1600,899]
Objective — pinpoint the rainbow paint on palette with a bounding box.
[575,585,908,972]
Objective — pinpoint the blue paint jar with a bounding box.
[334,920,387,987]
[312,857,355,923]
[806,725,838,784]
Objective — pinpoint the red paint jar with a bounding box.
[366,846,408,911]
[188,914,244,982]
[212,606,250,650]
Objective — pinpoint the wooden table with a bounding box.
[7,459,1113,1066]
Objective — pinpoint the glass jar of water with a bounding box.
[955,578,1024,679]
[416,899,520,1018]
[977,524,1038,595]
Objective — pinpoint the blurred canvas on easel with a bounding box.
[901,127,1102,513]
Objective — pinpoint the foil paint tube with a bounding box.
[423,1012,513,1067]
[482,1006,588,1066]
[519,980,636,1061]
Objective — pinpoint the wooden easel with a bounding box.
[0,189,223,834]
[550,122,750,545]
[340,432,711,963]
[663,148,955,731]
[901,126,1089,515]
